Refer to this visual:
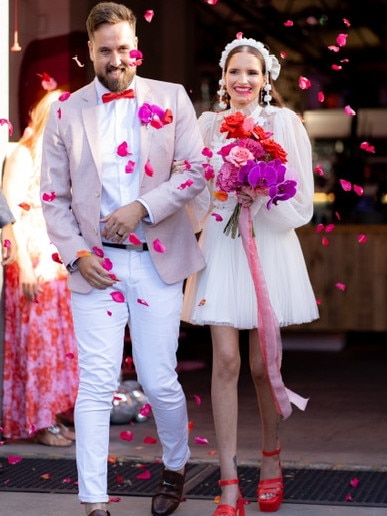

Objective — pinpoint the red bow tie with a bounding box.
[102,89,135,103]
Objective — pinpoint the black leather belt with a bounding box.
[102,242,149,251]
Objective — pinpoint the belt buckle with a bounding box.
[127,244,143,251]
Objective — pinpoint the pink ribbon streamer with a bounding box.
[239,206,308,419]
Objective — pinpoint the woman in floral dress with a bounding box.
[2,91,78,446]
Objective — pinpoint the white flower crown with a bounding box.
[219,37,281,81]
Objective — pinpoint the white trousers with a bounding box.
[71,247,190,503]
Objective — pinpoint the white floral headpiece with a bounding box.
[219,37,281,80]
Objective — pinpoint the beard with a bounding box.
[96,63,136,92]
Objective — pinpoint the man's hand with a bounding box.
[1,223,18,265]
[77,253,118,290]
[100,201,148,243]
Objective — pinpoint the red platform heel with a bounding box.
[257,447,283,512]
[212,479,245,516]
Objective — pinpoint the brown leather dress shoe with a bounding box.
[151,468,185,516]
[88,511,110,516]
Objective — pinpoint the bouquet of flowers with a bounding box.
[215,111,297,238]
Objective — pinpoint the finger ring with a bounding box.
[116,232,123,237]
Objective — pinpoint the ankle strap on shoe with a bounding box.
[262,447,281,457]
[218,478,239,486]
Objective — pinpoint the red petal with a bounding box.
[145,159,154,177]
[110,291,125,303]
[137,298,149,306]
[136,470,151,479]
[120,430,134,442]
[144,436,157,444]
[152,239,166,253]
[144,10,154,22]
[129,233,142,245]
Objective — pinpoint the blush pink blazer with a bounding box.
[40,76,207,293]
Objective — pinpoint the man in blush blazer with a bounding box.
[40,3,209,516]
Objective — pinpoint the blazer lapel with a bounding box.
[81,84,103,179]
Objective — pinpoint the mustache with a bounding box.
[107,63,127,72]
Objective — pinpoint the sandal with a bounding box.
[35,426,73,447]
[212,479,245,516]
[57,422,76,441]
[257,447,283,512]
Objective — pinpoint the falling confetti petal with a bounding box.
[339,179,352,191]
[139,403,152,417]
[344,105,356,116]
[194,436,209,445]
[194,395,202,405]
[211,212,223,222]
[18,202,31,211]
[0,118,14,135]
[110,291,125,303]
[350,477,359,488]
[144,10,154,22]
[51,252,63,264]
[357,234,367,244]
[353,185,363,196]
[8,455,23,464]
[59,92,71,101]
[335,282,347,291]
[332,64,342,71]
[336,33,348,47]
[314,164,325,176]
[125,160,136,173]
[345,493,353,502]
[284,20,294,27]
[42,191,56,202]
[136,470,151,480]
[343,18,351,27]
[107,310,112,316]
[120,430,134,442]
[145,159,154,177]
[318,91,325,102]
[137,298,149,306]
[298,76,311,90]
[359,141,375,153]
[117,141,131,157]
[321,236,330,246]
[153,239,166,253]
[328,45,340,52]
[129,233,142,245]
[144,436,157,444]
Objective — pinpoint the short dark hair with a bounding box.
[86,2,136,39]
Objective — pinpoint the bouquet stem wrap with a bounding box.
[238,206,308,419]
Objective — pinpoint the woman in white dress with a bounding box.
[181,38,319,515]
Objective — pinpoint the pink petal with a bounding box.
[325,224,335,233]
[298,76,311,90]
[144,10,154,22]
[144,436,157,444]
[194,395,202,406]
[120,430,134,442]
[51,252,63,264]
[353,184,363,196]
[344,105,356,116]
[42,191,56,202]
[315,223,325,233]
[152,239,166,253]
[129,233,142,245]
[339,179,352,191]
[343,18,351,27]
[359,141,375,153]
[336,33,348,47]
[335,282,347,291]
[92,246,104,257]
[139,403,152,417]
[202,147,213,158]
[211,212,223,222]
[110,291,125,303]
[345,493,353,502]
[350,477,359,488]
[137,298,149,306]
[332,64,342,71]
[236,32,243,39]
[284,20,293,27]
[321,236,330,246]
[357,234,367,244]
[318,91,325,102]
[136,470,151,479]
[102,257,113,271]
[194,436,209,445]
[0,118,14,136]
[8,455,23,464]
[117,141,130,157]
[183,160,192,170]
[145,159,154,177]
[178,179,194,190]
[203,164,215,180]
[107,310,112,316]
[125,160,136,173]
[314,164,325,176]
[328,45,340,52]
[3,239,11,248]
[129,49,143,59]
[59,91,71,101]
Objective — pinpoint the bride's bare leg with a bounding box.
[211,325,241,507]
[249,329,281,481]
